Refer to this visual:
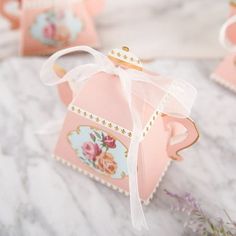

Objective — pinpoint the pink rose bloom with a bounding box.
[43,23,56,39]
[103,135,116,148]
[96,152,117,175]
[54,25,70,44]
[82,142,101,160]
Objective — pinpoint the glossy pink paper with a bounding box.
[54,71,198,201]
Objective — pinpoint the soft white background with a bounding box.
[0,0,229,59]
[0,0,236,236]
[98,0,228,59]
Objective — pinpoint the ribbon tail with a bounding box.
[128,127,148,230]
[119,69,148,230]
[127,79,177,230]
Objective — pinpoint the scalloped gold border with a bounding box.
[69,104,199,162]
[68,103,162,139]
[54,155,171,204]
[69,104,133,138]
[108,56,143,71]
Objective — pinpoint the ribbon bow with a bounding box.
[40,46,197,231]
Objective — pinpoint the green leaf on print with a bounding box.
[121,171,126,178]
[100,143,106,149]
[94,131,101,139]
[90,133,96,142]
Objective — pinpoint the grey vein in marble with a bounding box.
[0,57,235,236]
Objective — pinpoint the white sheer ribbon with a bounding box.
[40,46,197,231]
[219,14,236,51]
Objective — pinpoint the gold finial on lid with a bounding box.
[108,46,143,71]
[122,46,129,52]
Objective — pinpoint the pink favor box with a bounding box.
[211,53,236,92]
[52,66,199,203]
[211,2,236,92]
[0,0,105,55]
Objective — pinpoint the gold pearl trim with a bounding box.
[142,110,161,138]
[110,49,141,65]
[54,155,129,196]
[69,104,133,138]
[69,104,161,139]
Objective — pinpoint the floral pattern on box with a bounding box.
[30,9,83,46]
[68,126,128,179]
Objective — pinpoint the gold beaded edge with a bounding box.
[54,155,129,196]
[69,104,133,138]
[68,104,161,139]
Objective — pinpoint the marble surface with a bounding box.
[0,56,236,236]
[0,0,229,59]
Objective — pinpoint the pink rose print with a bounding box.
[103,135,116,148]
[43,23,56,39]
[82,142,102,161]
[96,152,117,175]
[54,25,70,44]
[80,130,119,176]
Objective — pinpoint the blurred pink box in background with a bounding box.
[226,1,236,44]
[0,0,105,55]
[212,1,236,92]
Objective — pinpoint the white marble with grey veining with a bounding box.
[0,56,235,236]
[0,0,230,59]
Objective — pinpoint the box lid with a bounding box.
[70,71,165,138]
